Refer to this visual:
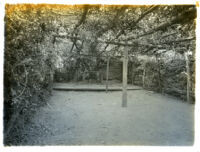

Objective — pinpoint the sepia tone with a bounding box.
[4,4,196,145]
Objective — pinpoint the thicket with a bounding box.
[4,5,58,144]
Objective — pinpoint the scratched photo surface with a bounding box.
[4,4,196,145]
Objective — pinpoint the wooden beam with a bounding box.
[54,35,154,47]
[98,39,153,47]
[55,34,195,52]
[122,47,128,107]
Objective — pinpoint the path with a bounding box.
[22,85,194,145]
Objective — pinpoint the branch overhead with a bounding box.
[136,7,196,39]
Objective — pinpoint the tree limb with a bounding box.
[161,32,177,39]
[96,6,128,37]
[55,33,195,50]
[159,37,195,44]
[135,7,196,39]
[74,5,89,31]
[108,5,159,44]
[129,5,159,30]
[70,5,89,52]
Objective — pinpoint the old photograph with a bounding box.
[3,4,196,146]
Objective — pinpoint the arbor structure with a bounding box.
[51,5,196,106]
[4,4,196,143]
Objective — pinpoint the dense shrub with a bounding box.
[4,4,57,144]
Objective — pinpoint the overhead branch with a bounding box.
[51,10,74,17]
[74,5,89,31]
[97,40,154,47]
[126,7,196,40]
[69,5,89,52]
[96,6,128,37]
[55,34,153,47]
[97,44,110,56]
[161,32,177,39]
[111,6,128,28]
[129,5,159,29]
[69,34,77,52]
[159,37,195,44]
[55,33,195,50]
[109,5,159,43]
[74,40,84,51]
[12,13,35,24]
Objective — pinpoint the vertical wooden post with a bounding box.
[106,56,110,92]
[185,52,190,103]
[122,48,128,107]
[50,70,54,95]
[131,62,134,85]
[156,56,162,93]
[142,63,146,88]
[77,69,79,82]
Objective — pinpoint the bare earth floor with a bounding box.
[22,85,194,146]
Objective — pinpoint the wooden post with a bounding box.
[131,62,134,85]
[122,48,128,107]
[106,57,110,92]
[185,52,191,103]
[156,56,162,93]
[142,63,146,88]
[49,70,54,95]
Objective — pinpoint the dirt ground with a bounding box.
[21,87,194,145]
